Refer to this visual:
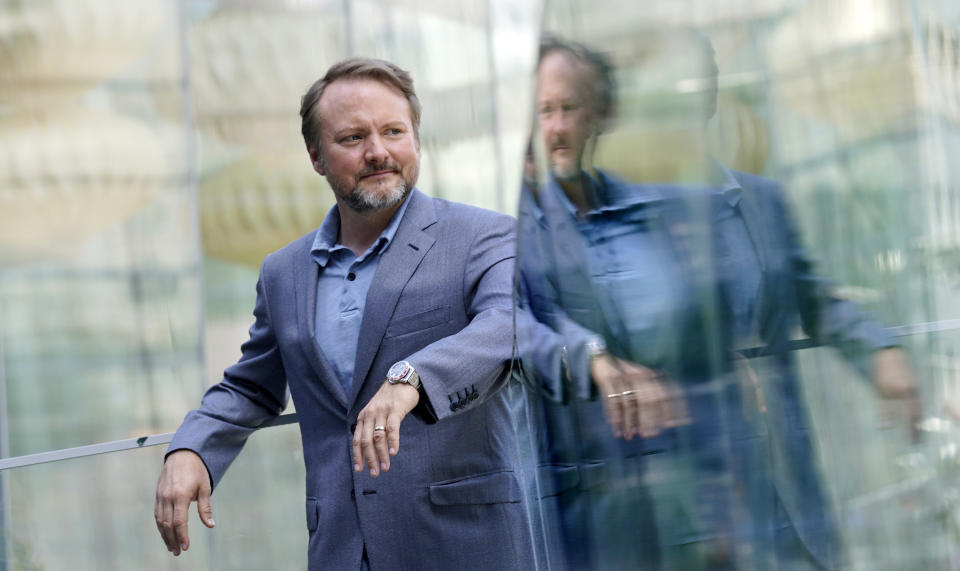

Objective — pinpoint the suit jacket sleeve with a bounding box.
[519,188,610,402]
[166,263,289,489]
[409,212,520,421]
[777,186,898,376]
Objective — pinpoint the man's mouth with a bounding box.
[359,168,399,181]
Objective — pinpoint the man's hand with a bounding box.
[353,382,420,477]
[590,354,689,440]
[154,449,215,556]
[872,347,922,442]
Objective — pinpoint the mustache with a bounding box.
[357,162,401,178]
[549,137,571,150]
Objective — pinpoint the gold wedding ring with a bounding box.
[373,425,386,432]
[606,393,621,399]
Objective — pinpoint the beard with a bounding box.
[547,137,584,183]
[322,155,415,214]
[342,178,409,213]
[549,159,581,183]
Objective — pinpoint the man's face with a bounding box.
[310,77,420,214]
[536,51,598,182]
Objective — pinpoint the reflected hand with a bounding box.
[591,354,689,440]
[155,449,215,556]
[353,382,419,477]
[872,347,922,442]
[733,352,767,416]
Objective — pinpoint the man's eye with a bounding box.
[386,128,403,136]
[342,135,363,143]
[538,106,552,116]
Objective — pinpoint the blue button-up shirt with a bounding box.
[310,197,411,393]
[549,171,686,370]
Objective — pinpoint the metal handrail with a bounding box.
[0,413,299,471]
[0,317,956,472]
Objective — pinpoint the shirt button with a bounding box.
[347,273,356,281]
[449,402,459,412]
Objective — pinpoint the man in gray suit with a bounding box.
[154,58,533,570]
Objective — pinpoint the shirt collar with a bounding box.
[549,170,662,219]
[711,159,743,208]
[310,193,412,267]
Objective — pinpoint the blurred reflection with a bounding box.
[516,31,921,570]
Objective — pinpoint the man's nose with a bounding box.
[364,134,389,163]
[542,116,565,142]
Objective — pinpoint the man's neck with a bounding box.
[557,171,598,216]
[336,196,406,256]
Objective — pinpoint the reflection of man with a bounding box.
[534,37,688,439]
[155,58,532,570]
[516,37,695,571]
[521,33,921,570]
[684,34,920,570]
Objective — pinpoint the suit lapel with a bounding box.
[294,245,349,408]
[730,175,769,272]
[348,191,437,406]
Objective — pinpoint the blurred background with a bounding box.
[2,0,960,569]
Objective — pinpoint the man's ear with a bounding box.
[307,144,325,175]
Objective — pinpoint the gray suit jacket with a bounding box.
[168,189,534,570]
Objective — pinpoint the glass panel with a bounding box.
[512,0,958,568]
[0,0,203,455]
[5,0,960,569]
[1,424,305,570]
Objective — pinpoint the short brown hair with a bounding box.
[538,35,617,125]
[300,57,422,152]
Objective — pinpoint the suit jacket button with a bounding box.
[469,393,479,401]
[450,402,459,412]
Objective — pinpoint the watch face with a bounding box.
[387,361,410,382]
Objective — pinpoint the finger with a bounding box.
[656,381,674,436]
[639,381,666,438]
[352,418,364,473]
[172,498,190,555]
[155,493,175,553]
[158,489,180,554]
[386,410,402,457]
[620,387,639,440]
[636,388,659,438]
[361,419,379,477]
[618,371,649,439]
[601,386,625,439]
[197,483,216,529]
[372,417,390,473]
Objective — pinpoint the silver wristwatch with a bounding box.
[386,360,421,390]
[585,337,608,360]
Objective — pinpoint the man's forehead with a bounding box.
[537,52,596,93]
[316,77,412,128]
